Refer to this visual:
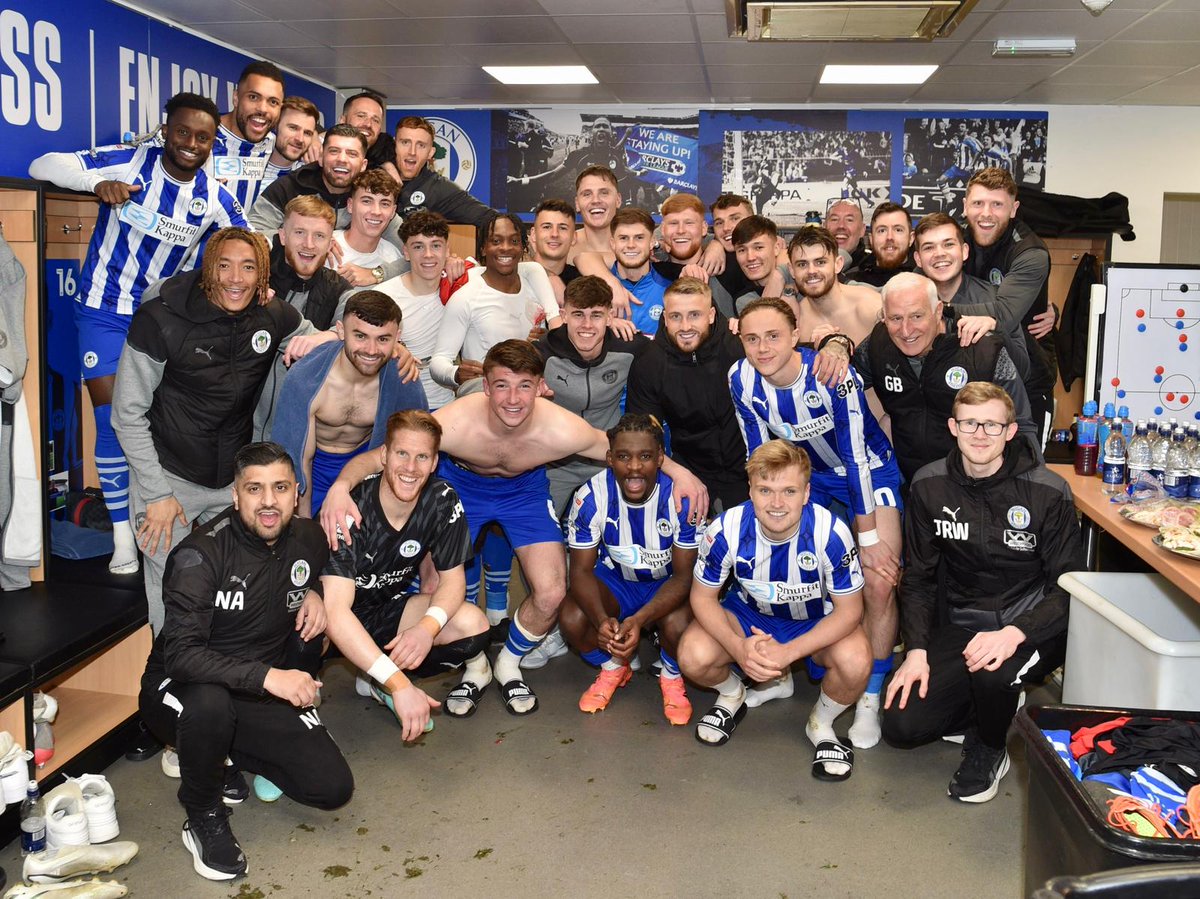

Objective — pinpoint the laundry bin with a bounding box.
[1059,572,1200,712]
[1031,863,1200,898]
[1015,704,1200,896]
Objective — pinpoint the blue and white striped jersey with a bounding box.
[695,501,863,622]
[954,136,981,172]
[567,469,699,583]
[73,142,247,315]
[728,351,894,518]
[208,124,277,210]
[259,159,298,196]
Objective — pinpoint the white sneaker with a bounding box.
[3,880,129,898]
[22,841,139,883]
[354,674,373,697]
[0,740,31,805]
[161,748,180,779]
[33,693,58,724]
[44,783,90,850]
[519,627,568,670]
[68,775,119,843]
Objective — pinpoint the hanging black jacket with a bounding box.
[1055,253,1099,391]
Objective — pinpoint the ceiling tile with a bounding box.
[820,40,963,65]
[610,83,712,102]
[334,45,473,68]
[970,10,1152,41]
[704,64,823,84]
[810,84,919,102]
[256,46,341,70]
[590,64,708,84]
[300,66,390,85]
[539,0,696,11]
[926,63,1064,83]
[709,81,814,102]
[1012,83,1139,102]
[243,0,402,17]
[910,82,1029,103]
[289,16,566,46]
[132,0,267,24]
[700,41,820,65]
[1078,40,1200,67]
[1118,10,1200,40]
[1048,63,1188,85]
[555,15,698,43]
[183,21,320,48]
[468,44,586,66]
[374,67,496,89]
[576,43,702,65]
[1118,83,1200,104]
[386,0,547,14]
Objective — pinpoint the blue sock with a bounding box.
[581,649,610,667]
[659,649,680,678]
[93,404,130,524]
[866,657,893,695]
[504,616,540,658]
[465,556,481,606]
[482,531,513,614]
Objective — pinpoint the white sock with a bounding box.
[848,692,882,750]
[805,690,850,747]
[486,608,507,626]
[109,520,139,573]
[696,674,747,745]
[601,658,625,672]
[745,670,794,709]
[494,613,543,714]
[444,654,492,716]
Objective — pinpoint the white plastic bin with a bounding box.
[1060,571,1200,712]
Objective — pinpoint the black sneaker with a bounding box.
[124,718,163,762]
[222,767,249,805]
[948,743,1010,803]
[182,807,248,880]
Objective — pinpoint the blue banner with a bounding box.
[388,108,494,208]
[623,125,697,194]
[0,0,335,178]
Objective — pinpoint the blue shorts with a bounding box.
[75,303,132,379]
[437,456,562,549]
[723,593,818,643]
[595,562,665,619]
[311,443,371,514]
[809,455,904,521]
[941,165,972,182]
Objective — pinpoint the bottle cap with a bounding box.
[1083,401,1098,416]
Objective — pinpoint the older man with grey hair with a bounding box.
[844,271,1037,482]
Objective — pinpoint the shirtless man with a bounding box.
[788,226,881,348]
[320,339,707,715]
[568,165,621,265]
[271,291,427,516]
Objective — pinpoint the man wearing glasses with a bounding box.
[881,381,1082,803]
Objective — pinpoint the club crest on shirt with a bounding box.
[188,197,208,216]
[290,560,310,586]
[656,518,674,537]
[1007,505,1030,529]
[251,330,271,354]
[944,366,968,390]
[989,268,1003,287]
[400,539,421,558]
[409,190,425,206]
[803,391,823,409]
[798,551,818,571]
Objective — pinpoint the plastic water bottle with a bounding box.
[1164,428,1191,499]
[20,780,45,855]
[1127,421,1153,484]
[1118,405,1130,422]
[1188,437,1200,501]
[1101,417,1127,495]
[1151,423,1172,483]
[1097,402,1117,471]
[1074,400,1100,476]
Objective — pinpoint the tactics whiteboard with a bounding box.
[1098,264,1200,425]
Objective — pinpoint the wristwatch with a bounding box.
[371,265,385,284]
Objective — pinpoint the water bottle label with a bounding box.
[1190,478,1200,501]
[1102,462,1126,486]
[1164,473,1190,498]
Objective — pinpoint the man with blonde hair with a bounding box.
[678,440,871,781]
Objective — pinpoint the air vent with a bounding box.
[735,0,978,41]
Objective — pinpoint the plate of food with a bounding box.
[1120,500,1199,529]
[1154,528,1200,560]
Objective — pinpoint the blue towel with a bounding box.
[50,519,114,559]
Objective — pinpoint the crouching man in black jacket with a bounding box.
[883,381,1083,804]
[139,442,352,881]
